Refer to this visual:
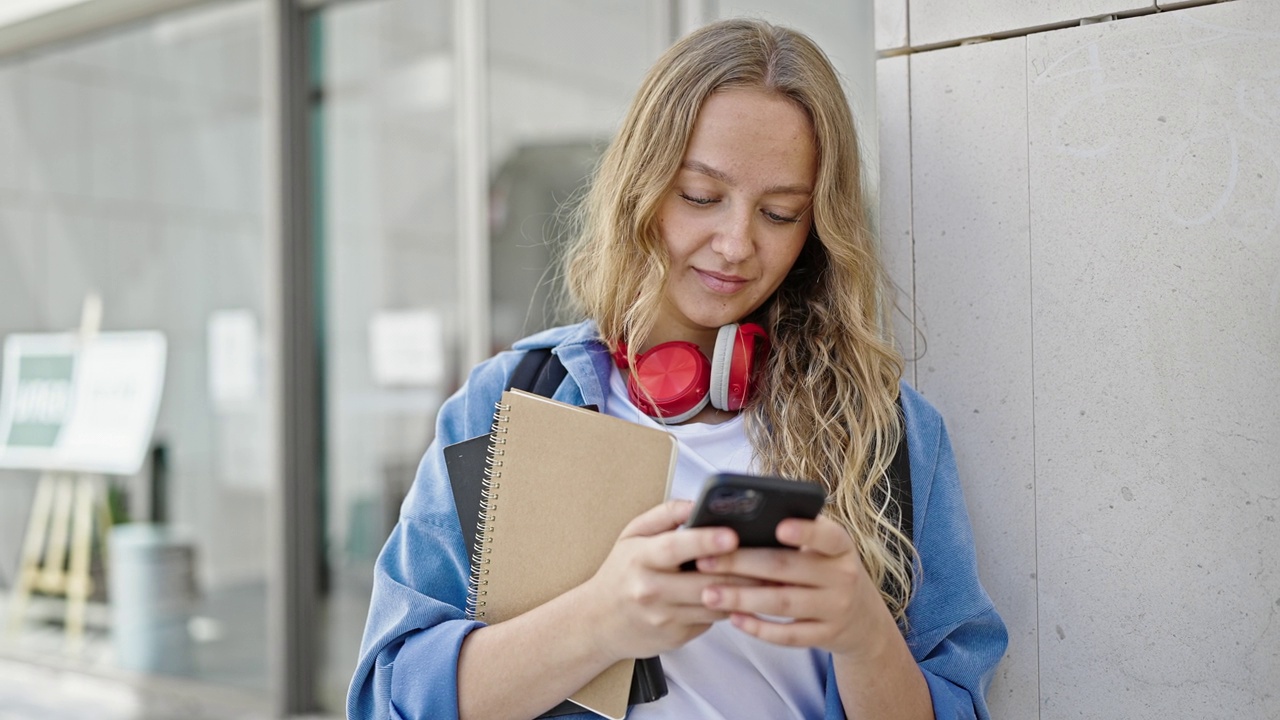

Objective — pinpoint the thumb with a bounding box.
[619,499,693,539]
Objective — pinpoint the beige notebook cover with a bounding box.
[471,389,676,720]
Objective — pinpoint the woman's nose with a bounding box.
[712,209,753,263]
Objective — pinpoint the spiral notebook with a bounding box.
[466,389,677,720]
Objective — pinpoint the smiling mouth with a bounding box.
[695,269,749,293]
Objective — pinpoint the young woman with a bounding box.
[348,18,1006,720]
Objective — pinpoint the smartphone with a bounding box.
[684,472,827,562]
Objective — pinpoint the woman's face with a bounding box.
[651,87,817,347]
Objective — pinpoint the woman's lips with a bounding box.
[695,269,748,294]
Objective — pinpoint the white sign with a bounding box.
[0,332,167,476]
[368,309,446,387]
[207,310,261,410]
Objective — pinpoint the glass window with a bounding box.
[487,1,668,349]
[313,2,669,709]
[313,0,455,710]
[0,0,273,698]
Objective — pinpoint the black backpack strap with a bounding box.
[505,348,552,393]
[530,352,568,398]
[875,396,914,606]
[889,395,913,542]
[505,347,568,398]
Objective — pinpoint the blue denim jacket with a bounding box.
[348,321,1008,720]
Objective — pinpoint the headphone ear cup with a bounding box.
[629,341,710,423]
[716,322,767,411]
[709,324,738,411]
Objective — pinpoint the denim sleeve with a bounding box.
[346,352,524,720]
[903,410,1009,720]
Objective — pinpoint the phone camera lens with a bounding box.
[707,487,762,517]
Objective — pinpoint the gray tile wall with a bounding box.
[910,35,1042,718]
[875,0,908,52]
[874,54,916,381]
[880,0,1280,716]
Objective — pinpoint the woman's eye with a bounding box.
[679,192,716,206]
[763,209,801,224]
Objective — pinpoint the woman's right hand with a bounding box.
[573,499,753,661]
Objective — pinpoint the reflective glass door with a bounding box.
[0,0,274,699]
[313,0,459,710]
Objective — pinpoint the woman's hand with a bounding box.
[695,516,935,718]
[575,499,762,662]
[693,514,892,660]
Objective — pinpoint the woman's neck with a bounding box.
[637,320,719,358]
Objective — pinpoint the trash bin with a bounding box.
[107,523,196,675]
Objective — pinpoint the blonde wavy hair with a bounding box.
[562,18,916,620]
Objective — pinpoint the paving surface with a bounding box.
[0,565,372,719]
[0,656,315,720]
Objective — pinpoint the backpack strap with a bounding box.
[889,395,914,542]
[506,347,569,399]
[530,351,568,398]
[506,347,551,394]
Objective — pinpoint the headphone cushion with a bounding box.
[709,323,737,411]
[723,322,766,411]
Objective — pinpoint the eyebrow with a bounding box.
[682,159,812,197]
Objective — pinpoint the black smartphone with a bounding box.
[683,473,827,568]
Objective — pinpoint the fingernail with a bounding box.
[716,530,735,550]
[702,587,721,606]
[698,556,717,571]
[778,522,798,543]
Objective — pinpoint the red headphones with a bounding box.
[613,323,769,424]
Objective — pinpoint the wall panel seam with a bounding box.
[905,53,917,390]
[1022,35,1042,720]
[877,0,1237,58]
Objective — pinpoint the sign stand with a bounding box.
[7,472,111,651]
[3,296,156,653]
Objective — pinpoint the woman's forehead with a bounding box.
[681,88,817,194]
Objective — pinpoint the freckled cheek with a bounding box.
[662,222,711,260]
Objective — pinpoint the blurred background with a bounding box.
[0,1,877,717]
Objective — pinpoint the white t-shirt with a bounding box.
[605,367,828,720]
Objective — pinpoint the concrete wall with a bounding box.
[877,0,1280,716]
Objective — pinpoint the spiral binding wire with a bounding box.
[465,400,511,620]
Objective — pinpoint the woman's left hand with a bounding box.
[694,514,892,661]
